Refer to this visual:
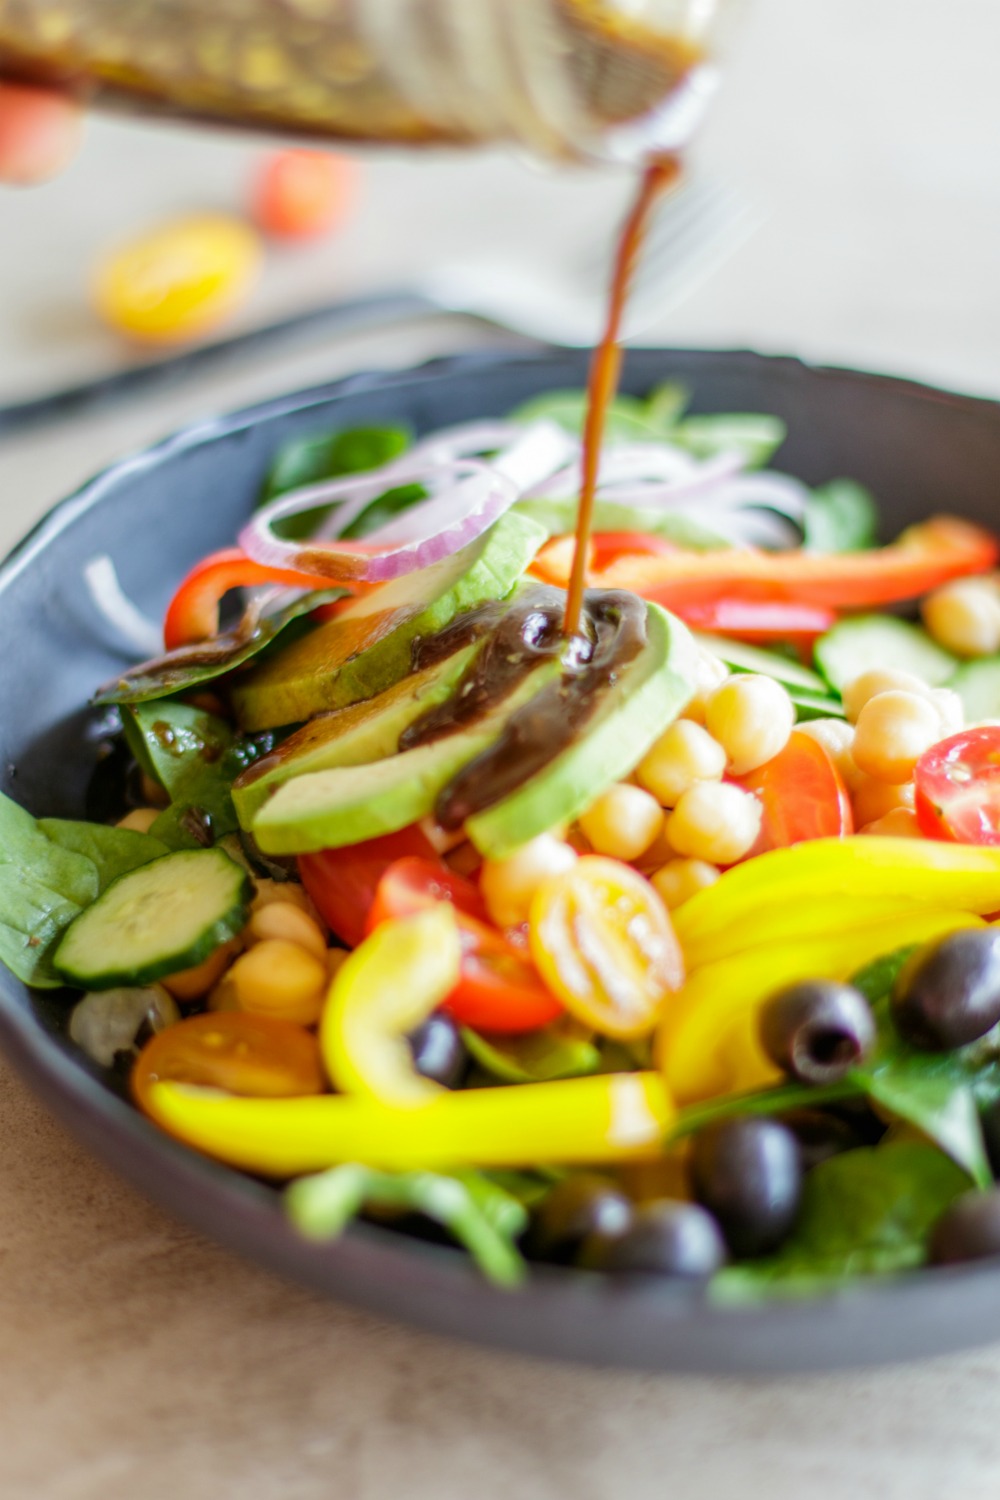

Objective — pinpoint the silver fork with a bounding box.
[0,176,755,437]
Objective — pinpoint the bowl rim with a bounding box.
[5,344,1000,1372]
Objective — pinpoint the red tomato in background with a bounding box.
[367,856,563,1034]
[298,827,436,947]
[915,727,1000,844]
[736,730,853,857]
[253,149,358,239]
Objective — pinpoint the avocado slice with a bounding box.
[231,511,545,731]
[465,604,695,860]
[252,660,559,854]
[231,640,480,825]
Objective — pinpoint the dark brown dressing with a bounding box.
[433,589,647,829]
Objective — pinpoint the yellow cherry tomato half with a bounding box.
[131,1012,325,1118]
[528,855,684,1039]
[93,214,262,344]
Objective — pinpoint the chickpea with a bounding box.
[651,858,720,909]
[247,901,328,963]
[704,674,795,776]
[115,807,160,834]
[251,877,323,930]
[842,668,930,725]
[229,939,328,1025]
[666,782,762,865]
[859,808,923,839]
[680,649,730,725]
[851,690,943,784]
[636,719,727,808]
[852,775,916,827]
[480,833,578,927]
[578,783,664,862]
[162,937,241,1002]
[795,717,863,791]
[922,577,1000,658]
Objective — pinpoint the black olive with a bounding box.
[929,1189,1000,1265]
[980,1099,1000,1179]
[759,980,876,1084]
[584,1200,728,1279]
[690,1117,802,1258]
[530,1173,634,1263]
[891,929,1000,1050]
[407,1014,467,1088]
[778,1107,864,1172]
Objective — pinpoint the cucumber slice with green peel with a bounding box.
[790,688,847,721]
[53,849,252,990]
[814,615,958,692]
[694,633,828,694]
[232,641,480,825]
[948,657,1000,722]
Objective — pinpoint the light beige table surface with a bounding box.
[2,1,1000,1496]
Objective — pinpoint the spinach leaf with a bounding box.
[0,792,166,987]
[850,945,916,1004]
[462,1024,601,1084]
[803,479,878,553]
[123,702,254,850]
[509,389,663,442]
[285,1164,528,1287]
[93,588,344,706]
[36,819,169,893]
[712,1142,968,1299]
[261,424,413,540]
[669,413,786,469]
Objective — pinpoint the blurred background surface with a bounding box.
[3,1,1000,1497]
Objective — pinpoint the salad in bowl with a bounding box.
[6,374,1000,1302]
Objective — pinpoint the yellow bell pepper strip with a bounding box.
[657,908,984,1105]
[672,837,1000,966]
[144,1070,674,1177]
[320,905,462,1107]
[533,515,999,610]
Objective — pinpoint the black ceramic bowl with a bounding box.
[5,348,1000,1375]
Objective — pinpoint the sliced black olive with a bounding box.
[929,1189,1000,1265]
[760,980,876,1084]
[690,1117,802,1258]
[531,1173,633,1263]
[891,929,1000,1050]
[407,1014,468,1089]
[583,1199,727,1279]
[979,1099,1000,1179]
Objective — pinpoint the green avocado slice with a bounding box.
[231,511,545,731]
[251,660,560,854]
[231,641,480,826]
[465,604,695,860]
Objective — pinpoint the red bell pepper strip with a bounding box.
[366,856,563,1034]
[671,598,837,643]
[532,517,999,611]
[163,547,342,649]
[298,827,438,948]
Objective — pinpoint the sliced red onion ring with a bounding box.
[83,554,163,658]
[241,421,573,584]
[526,440,701,500]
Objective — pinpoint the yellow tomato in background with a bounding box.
[93,213,262,344]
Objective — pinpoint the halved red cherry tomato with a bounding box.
[736,730,853,857]
[163,547,337,649]
[252,149,358,240]
[367,856,563,1034]
[132,1012,324,1119]
[915,727,1000,845]
[298,827,437,948]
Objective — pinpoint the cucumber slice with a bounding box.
[790,689,847,721]
[694,633,827,693]
[814,615,958,692]
[948,657,1000,722]
[53,849,251,990]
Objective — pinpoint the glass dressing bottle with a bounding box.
[0,0,729,163]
